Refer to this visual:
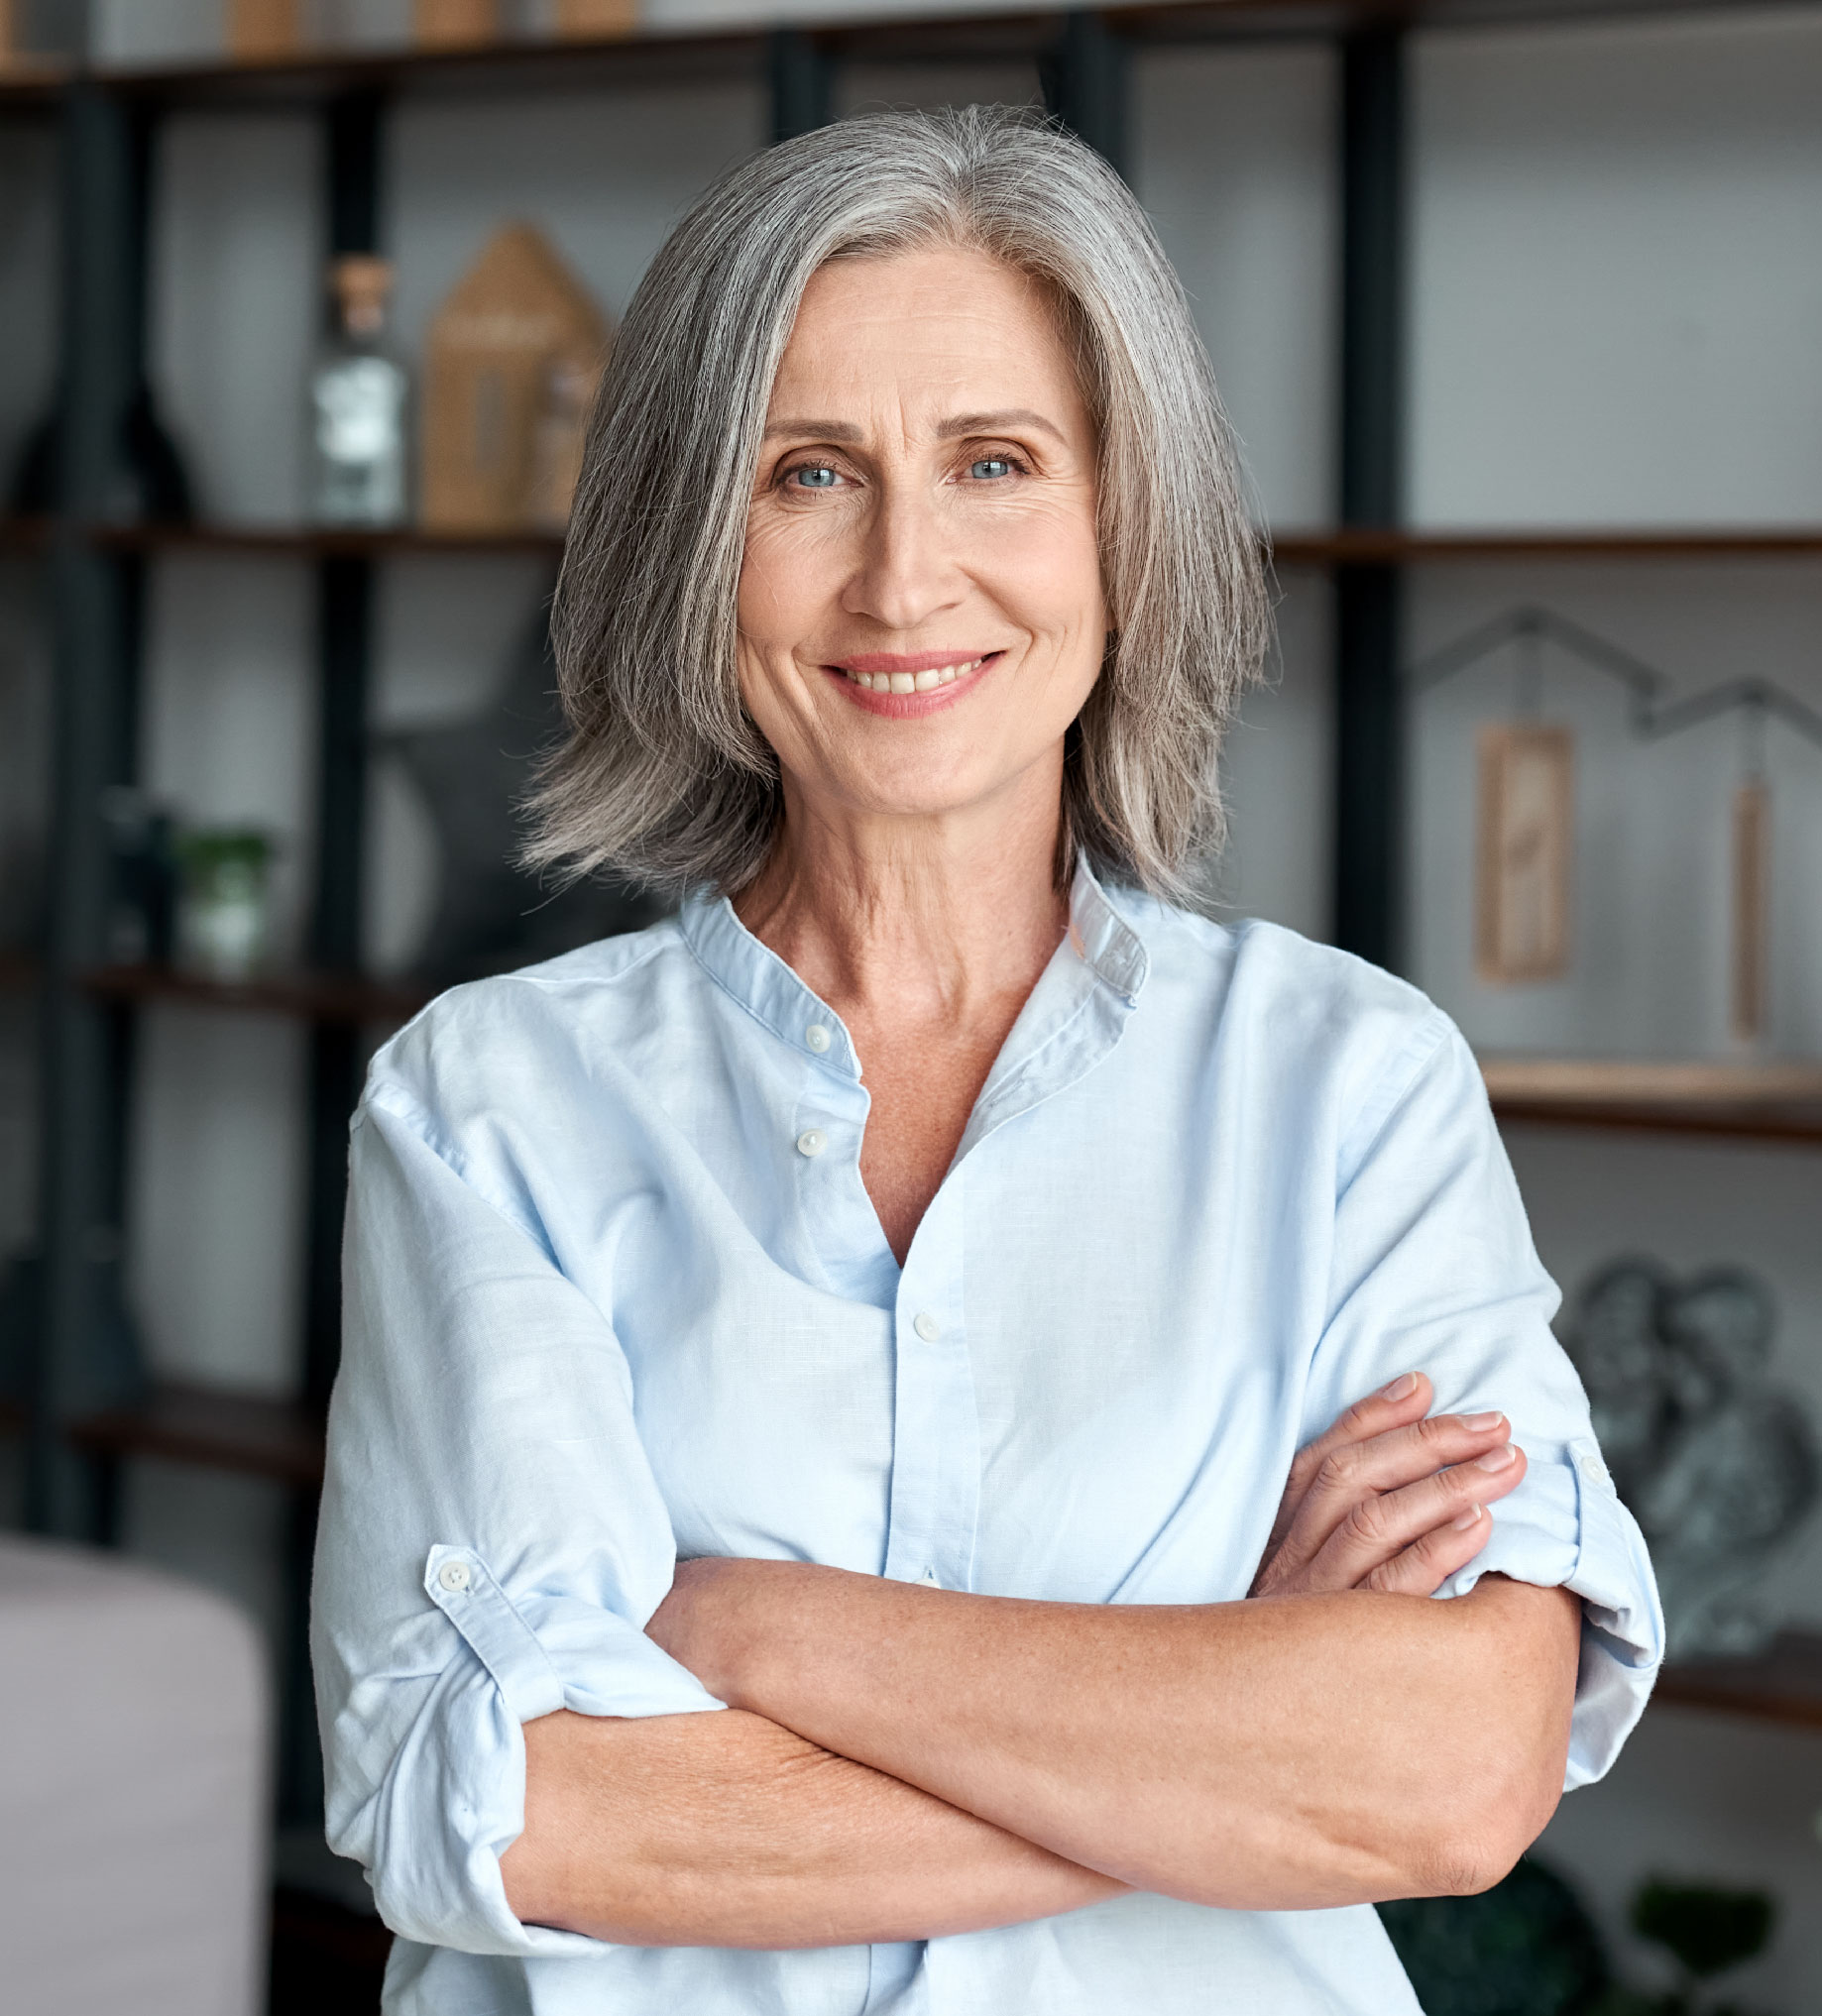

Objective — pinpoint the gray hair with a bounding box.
[527,104,1269,902]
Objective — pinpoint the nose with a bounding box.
[841,473,967,633]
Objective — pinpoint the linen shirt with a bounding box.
[312,861,1662,2016]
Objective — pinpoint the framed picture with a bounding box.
[1475,724,1573,984]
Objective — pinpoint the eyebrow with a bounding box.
[760,408,1068,445]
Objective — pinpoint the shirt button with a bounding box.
[805,1024,832,1054]
[920,1566,941,1588]
[1578,1448,1609,1484]
[437,1558,472,1594]
[795,1128,827,1158]
[913,1311,940,1342]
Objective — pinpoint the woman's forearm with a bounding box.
[501,1705,1125,1948]
[652,1567,1581,1912]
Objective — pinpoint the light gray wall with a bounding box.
[27,3,1822,1988]
[1409,7,1822,527]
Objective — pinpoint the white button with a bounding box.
[805,1024,832,1054]
[919,1566,941,1588]
[437,1558,472,1594]
[913,1311,940,1342]
[1578,1449,1609,1484]
[795,1128,827,1158]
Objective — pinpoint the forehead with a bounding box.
[770,244,1082,415]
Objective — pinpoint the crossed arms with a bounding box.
[501,1375,1582,1949]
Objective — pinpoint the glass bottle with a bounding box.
[308,255,410,526]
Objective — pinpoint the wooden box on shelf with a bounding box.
[415,0,499,49]
[227,0,304,61]
[553,0,638,36]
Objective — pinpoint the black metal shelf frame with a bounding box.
[6,6,1139,1833]
[12,0,1804,1815]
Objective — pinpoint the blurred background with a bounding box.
[1,1,1820,2012]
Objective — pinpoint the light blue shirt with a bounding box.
[312,861,1661,2016]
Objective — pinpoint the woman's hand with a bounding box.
[1249,1372,1527,1600]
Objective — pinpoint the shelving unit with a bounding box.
[2,2,1818,1927]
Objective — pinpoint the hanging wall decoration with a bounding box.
[1475,723,1573,984]
[1731,770,1769,1045]
[420,222,612,533]
[1411,606,1822,1042]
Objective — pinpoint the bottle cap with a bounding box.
[332,255,395,335]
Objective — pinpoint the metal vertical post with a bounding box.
[1041,11,1129,179]
[1332,27,1407,969]
[282,86,383,1826]
[32,85,150,1537]
[769,28,832,145]
[301,89,383,1419]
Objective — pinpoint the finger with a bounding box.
[1279,1372,1435,1512]
[1360,1502,1497,1598]
[1269,1410,1513,1580]
[1310,1444,1529,1591]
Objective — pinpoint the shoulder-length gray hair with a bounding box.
[526,103,1268,902]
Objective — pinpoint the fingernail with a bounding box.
[1475,1444,1518,1472]
[1460,1410,1506,1432]
[1453,1505,1484,1529]
[1378,1372,1420,1401]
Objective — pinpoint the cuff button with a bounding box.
[437,1558,473,1594]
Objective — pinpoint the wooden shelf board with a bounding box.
[61,519,1822,565]
[1482,1057,1822,1145]
[67,1381,325,1487]
[0,513,51,552]
[89,521,564,559]
[83,962,430,1027]
[1652,1631,1822,1733]
[1269,525,1822,565]
[37,0,1792,108]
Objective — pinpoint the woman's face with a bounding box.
[738,244,1106,837]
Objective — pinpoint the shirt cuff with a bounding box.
[1434,1438,1663,1791]
[360,1546,726,1957]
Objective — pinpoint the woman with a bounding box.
[313,107,1660,2015]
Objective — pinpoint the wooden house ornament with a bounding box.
[420,223,612,533]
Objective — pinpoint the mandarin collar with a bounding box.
[677,854,1151,1084]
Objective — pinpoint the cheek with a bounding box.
[974,509,1106,657]
[739,509,853,638]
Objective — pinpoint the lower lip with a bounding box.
[824,653,1001,719]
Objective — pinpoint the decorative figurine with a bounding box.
[379,609,663,984]
[1565,1258,1818,1659]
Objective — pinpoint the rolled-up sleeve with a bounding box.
[1306,1013,1663,1791]
[310,1083,725,1958]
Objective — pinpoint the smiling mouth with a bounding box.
[836,653,994,695]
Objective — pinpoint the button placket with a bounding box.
[882,1178,979,1594]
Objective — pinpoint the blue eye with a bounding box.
[968,457,1015,481]
[790,464,839,489]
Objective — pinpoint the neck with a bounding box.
[732,758,1071,1027]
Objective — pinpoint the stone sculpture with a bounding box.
[1565,1258,1817,1660]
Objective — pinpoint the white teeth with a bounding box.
[842,655,985,694]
